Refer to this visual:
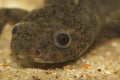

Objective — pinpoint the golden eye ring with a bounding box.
[53,31,71,48]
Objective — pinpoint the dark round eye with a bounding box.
[54,32,71,48]
[56,33,69,45]
[12,23,20,35]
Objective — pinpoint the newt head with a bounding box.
[11,1,99,63]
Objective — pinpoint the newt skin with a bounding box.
[0,0,120,63]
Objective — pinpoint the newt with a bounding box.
[0,0,120,63]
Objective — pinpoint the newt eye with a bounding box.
[54,32,71,48]
[12,23,20,35]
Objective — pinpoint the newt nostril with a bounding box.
[36,49,42,55]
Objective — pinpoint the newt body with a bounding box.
[0,0,120,63]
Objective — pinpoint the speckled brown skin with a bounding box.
[0,0,120,63]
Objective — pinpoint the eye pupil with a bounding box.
[56,33,70,46]
[12,26,18,35]
[12,23,20,35]
[54,32,71,48]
